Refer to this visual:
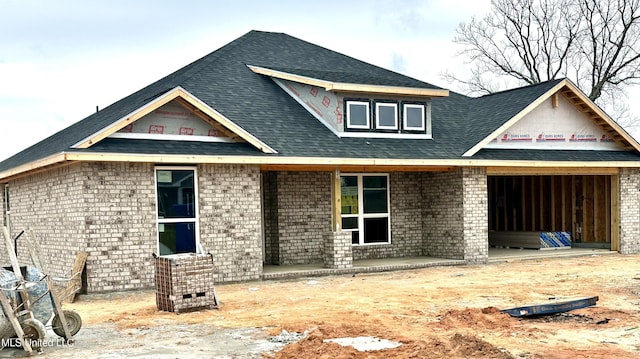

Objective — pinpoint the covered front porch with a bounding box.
[262,247,612,280]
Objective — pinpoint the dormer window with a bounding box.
[403,103,426,132]
[346,100,370,129]
[343,97,430,137]
[375,102,398,130]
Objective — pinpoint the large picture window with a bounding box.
[340,174,390,245]
[155,167,199,255]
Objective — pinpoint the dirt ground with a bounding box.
[2,252,640,358]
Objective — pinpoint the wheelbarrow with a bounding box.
[0,265,82,353]
[0,228,82,355]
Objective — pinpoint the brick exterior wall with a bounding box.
[198,164,262,282]
[273,171,332,265]
[422,171,465,259]
[323,231,352,268]
[422,168,488,263]
[1,162,263,292]
[461,167,488,263]
[619,168,640,254]
[82,162,157,292]
[2,164,87,284]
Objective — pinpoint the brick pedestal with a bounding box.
[323,231,353,269]
[154,253,217,313]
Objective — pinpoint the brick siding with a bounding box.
[82,162,157,292]
[2,164,87,287]
[461,167,488,263]
[272,171,332,265]
[619,168,640,254]
[422,168,488,263]
[198,164,262,282]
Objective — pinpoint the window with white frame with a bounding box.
[346,100,370,129]
[340,174,390,245]
[155,167,199,255]
[375,102,398,130]
[403,103,426,131]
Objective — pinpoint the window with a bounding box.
[340,174,390,245]
[403,104,425,131]
[346,101,370,129]
[2,184,9,232]
[155,167,199,255]
[375,102,398,130]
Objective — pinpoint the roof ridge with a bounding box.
[476,78,565,99]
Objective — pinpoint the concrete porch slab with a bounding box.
[261,247,614,281]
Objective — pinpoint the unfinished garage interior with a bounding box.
[488,172,619,251]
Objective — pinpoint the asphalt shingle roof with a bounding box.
[258,66,446,89]
[0,30,636,174]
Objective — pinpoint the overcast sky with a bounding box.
[1,0,499,161]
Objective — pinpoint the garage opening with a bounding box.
[488,175,614,250]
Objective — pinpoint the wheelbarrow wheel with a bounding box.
[21,318,46,348]
[52,310,82,337]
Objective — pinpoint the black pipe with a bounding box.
[13,230,24,257]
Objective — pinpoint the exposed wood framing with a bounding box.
[487,167,619,175]
[260,165,456,172]
[331,169,342,232]
[248,65,449,97]
[173,97,240,141]
[0,153,69,181]
[558,86,636,151]
[552,93,559,108]
[488,175,612,244]
[3,150,640,182]
[610,175,620,251]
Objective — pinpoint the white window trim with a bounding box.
[375,102,399,130]
[346,101,370,130]
[403,103,426,131]
[341,173,391,246]
[154,166,202,255]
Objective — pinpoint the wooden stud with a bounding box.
[0,291,33,354]
[261,165,457,173]
[584,176,594,242]
[607,176,612,243]
[552,93,559,108]
[487,167,620,176]
[3,226,24,281]
[610,175,620,251]
[331,169,342,232]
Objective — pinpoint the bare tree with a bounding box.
[447,0,640,105]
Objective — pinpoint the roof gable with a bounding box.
[463,79,640,156]
[72,87,277,154]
